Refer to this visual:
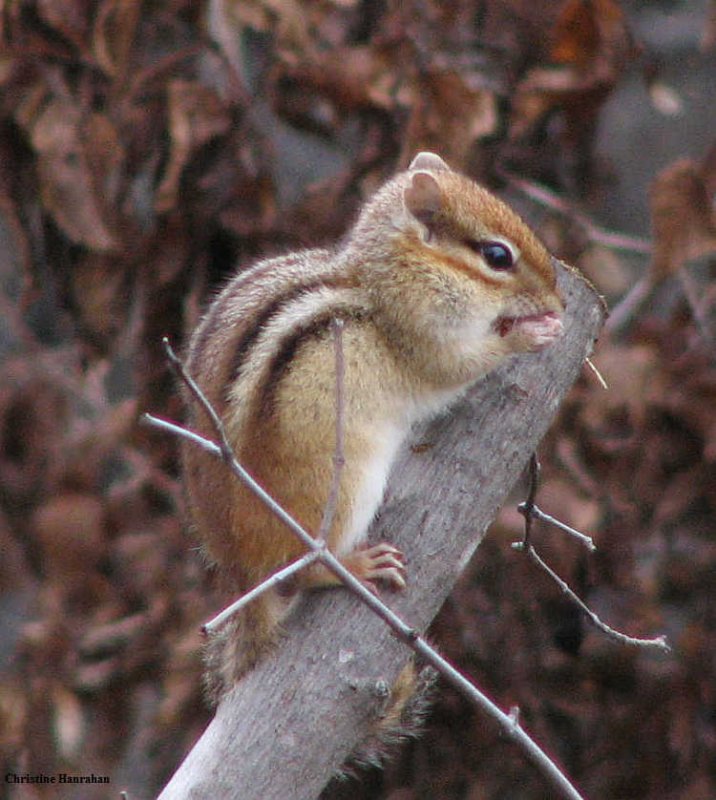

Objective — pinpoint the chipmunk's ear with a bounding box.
[403,170,443,228]
[408,152,450,173]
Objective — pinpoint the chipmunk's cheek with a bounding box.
[496,311,564,351]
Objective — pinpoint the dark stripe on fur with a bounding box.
[256,307,365,420]
[188,253,314,381]
[226,277,357,397]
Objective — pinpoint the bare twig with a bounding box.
[515,453,671,653]
[518,454,594,553]
[144,340,589,800]
[519,454,541,548]
[677,266,716,347]
[604,274,655,335]
[200,318,345,633]
[409,637,586,800]
[519,501,596,552]
[584,357,608,390]
[607,261,716,343]
[513,540,670,652]
[499,170,653,256]
[143,342,422,636]
[318,318,346,541]
[202,550,322,634]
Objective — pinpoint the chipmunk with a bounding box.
[182,152,564,701]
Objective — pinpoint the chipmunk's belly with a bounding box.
[338,382,467,555]
[339,420,406,555]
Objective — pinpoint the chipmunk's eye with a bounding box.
[468,240,515,271]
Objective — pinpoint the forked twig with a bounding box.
[516,454,671,653]
[203,550,322,633]
[518,457,595,552]
[514,540,670,652]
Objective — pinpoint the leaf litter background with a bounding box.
[0,1,715,798]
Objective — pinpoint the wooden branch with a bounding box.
[158,261,606,800]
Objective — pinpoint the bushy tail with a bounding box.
[334,659,438,779]
[202,590,285,705]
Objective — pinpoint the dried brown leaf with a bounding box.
[155,80,232,214]
[0,678,27,757]
[279,45,407,115]
[222,0,272,33]
[585,343,662,424]
[70,253,128,342]
[550,0,625,68]
[652,466,703,527]
[33,492,113,612]
[84,112,125,198]
[577,243,630,296]
[511,0,637,143]
[0,359,68,500]
[225,0,311,54]
[78,612,148,658]
[36,0,90,54]
[17,91,120,251]
[649,157,716,280]
[402,70,497,167]
[92,0,142,78]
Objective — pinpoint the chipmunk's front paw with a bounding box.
[342,543,407,592]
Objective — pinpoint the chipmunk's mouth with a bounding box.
[494,311,564,346]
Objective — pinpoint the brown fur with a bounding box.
[181,152,564,698]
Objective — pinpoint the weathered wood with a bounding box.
[159,261,606,800]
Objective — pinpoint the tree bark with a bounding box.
[158,261,606,800]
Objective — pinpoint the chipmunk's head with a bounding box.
[400,152,563,352]
[349,152,563,384]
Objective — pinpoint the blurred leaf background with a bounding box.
[0,1,715,798]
